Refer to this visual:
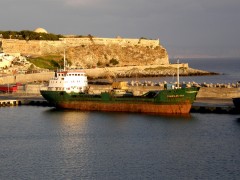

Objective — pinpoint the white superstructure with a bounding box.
[47,70,88,93]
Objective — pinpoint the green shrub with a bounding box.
[109,58,119,65]
[27,56,61,70]
[0,30,63,40]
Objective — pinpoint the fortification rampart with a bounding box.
[2,39,41,55]
[60,37,160,47]
[1,37,160,56]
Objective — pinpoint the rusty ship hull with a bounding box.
[56,101,192,114]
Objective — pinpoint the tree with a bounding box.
[109,58,119,66]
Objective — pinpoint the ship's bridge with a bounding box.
[48,70,88,93]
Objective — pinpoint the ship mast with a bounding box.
[177,59,180,88]
[63,48,66,71]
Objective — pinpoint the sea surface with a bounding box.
[0,58,240,180]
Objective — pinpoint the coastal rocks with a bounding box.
[128,80,239,90]
[86,65,218,79]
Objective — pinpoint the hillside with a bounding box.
[1,37,169,68]
[66,44,168,68]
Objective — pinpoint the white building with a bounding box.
[0,53,15,69]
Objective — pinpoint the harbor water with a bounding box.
[0,106,240,179]
[0,58,240,179]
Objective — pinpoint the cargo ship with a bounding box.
[40,66,200,114]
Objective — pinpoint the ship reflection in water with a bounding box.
[44,108,90,131]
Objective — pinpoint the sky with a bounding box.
[1,0,240,58]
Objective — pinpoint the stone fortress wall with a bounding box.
[1,37,160,56]
[60,37,160,47]
[2,39,42,55]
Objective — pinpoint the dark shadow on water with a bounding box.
[43,107,91,114]
[235,118,240,125]
[43,107,66,114]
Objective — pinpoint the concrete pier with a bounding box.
[0,94,48,107]
[191,98,238,114]
[0,99,21,107]
[191,105,237,114]
[0,99,51,107]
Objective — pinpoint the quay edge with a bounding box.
[1,96,239,114]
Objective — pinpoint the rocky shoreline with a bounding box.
[0,63,219,85]
[84,64,219,80]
